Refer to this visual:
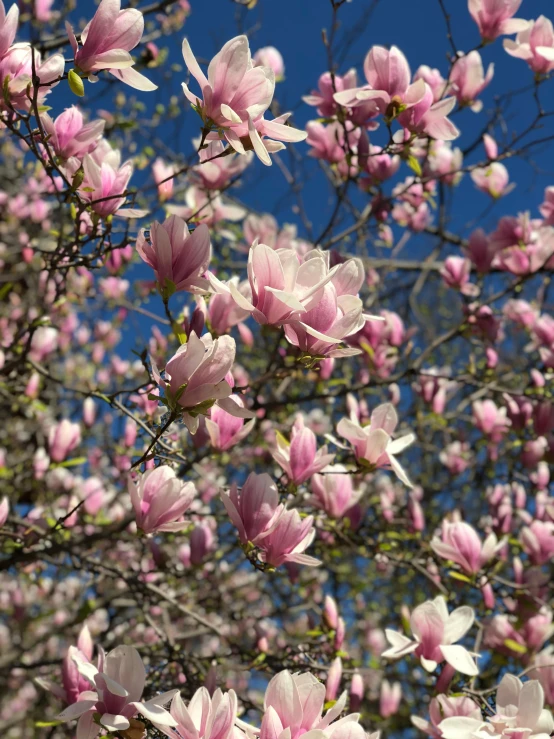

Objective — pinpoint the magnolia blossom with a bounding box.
[193,140,253,191]
[303,69,358,118]
[397,83,459,141]
[154,332,253,433]
[58,645,177,735]
[152,158,178,201]
[0,496,8,527]
[209,246,345,326]
[473,400,511,442]
[255,508,320,568]
[79,151,133,218]
[469,0,527,41]
[205,394,256,451]
[471,161,513,198]
[520,520,554,565]
[36,625,94,706]
[0,1,18,58]
[383,596,479,675]
[41,107,105,160]
[333,45,426,119]
[258,669,373,739]
[48,419,81,463]
[128,466,196,534]
[310,465,362,520]
[0,43,64,112]
[221,472,284,545]
[411,695,482,738]
[504,16,554,75]
[153,686,238,739]
[67,0,156,90]
[439,674,554,739]
[283,257,377,358]
[168,185,246,227]
[450,51,494,112]
[136,215,212,296]
[272,416,334,485]
[431,521,505,575]
[182,35,305,165]
[337,402,415,487]
[253,46,285,81]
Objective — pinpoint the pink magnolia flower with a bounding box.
[425,140,464,185]
[303,69,359,118]
[136,215,212,297]
[209,246,341,326]
[153,686,238,739]
[540,186,554,226]
[154,332,253,433]
[397,83,459,140]
[473,399,511,442]
[450,51,494,112]
[484,610,553,657]
[0,495,8,527]
[440,256,479,296]
[205,394,256,451]
[207,276,251,336]
[439,441,472,476]
[284,258,374,359]
[431,521,504,574]
[221,472,284,545]
[206,112,307,167]
[472,160,514,198]
[0,43,64,112]
[272,416,334,485]
[305,121,358,165]
[48,419,81,463]
[193,140,252,191]
[310,464,362,520]
[413,65,448,102]
[253,46,285,81]
[36,625,94,706]
[504,16,554,75]
[411,695,482,738]
[413,368,458,414]
[439,674,554,739]
[520,520,554,565]
[58,645,177,736]
[256,508,320,568]
[128,466,196,534]
[79,151,133,217]
[530,646,554,706]
[152,158,177,201]
[182,34,274,128]
[334,45,427,122]
[383,596,479,675]
[363,144,401,184]
[0,2,18,58]
[469,0,527,41]
[169,186,245,228]
[66,0,156,90]
[337,403,415,487]
[464,228,496,272]
[41,107,105,161]
[34,0,54,22]
[380,680,401,719]
[260,670,368,739]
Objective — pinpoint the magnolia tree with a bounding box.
[2,0,554,737]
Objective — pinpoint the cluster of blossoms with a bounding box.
[2,0,554,736]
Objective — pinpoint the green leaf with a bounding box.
[504,639,527,654]
[447,570,472,583]
[407,154,422,177]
